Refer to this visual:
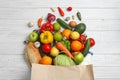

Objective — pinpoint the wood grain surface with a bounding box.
[0,0,120,80]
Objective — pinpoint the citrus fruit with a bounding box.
[71,41,82,51]
[62,29,72,39]
[70,31,79,40]
[39,56,52,65]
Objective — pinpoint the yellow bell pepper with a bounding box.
[40,31,53,44]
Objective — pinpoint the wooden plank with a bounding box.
[94,67,120,78]
[0,8,120,20]
[93,55,120,67]
[85,20,120,31]
[0,31,119,55]
[1,19,120,31]
[0,0,120,8]
[0,55,30,80]
[0,55,120,79]
[86,31,120,54]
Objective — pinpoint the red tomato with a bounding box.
[67,7,72,11]
[42,44,52,53]
[79,34,87,44]
[89,38,95,47]
[80,44,85,52]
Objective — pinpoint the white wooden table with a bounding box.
[0,0,120,80]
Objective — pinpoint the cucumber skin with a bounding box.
[83,39,91,57]
[57,18,71,30]
[77,12,81,21]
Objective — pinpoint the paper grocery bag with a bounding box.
[31,63,94,80]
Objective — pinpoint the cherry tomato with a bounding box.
[42,44,52,53]
[89,38,95,47]
[79,34,87,44]
[67,7,72,11]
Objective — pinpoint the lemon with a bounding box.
[70,31,79,40]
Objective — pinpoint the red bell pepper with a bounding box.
[79,34,87,44]
[40,22,54,33]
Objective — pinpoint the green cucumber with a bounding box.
[83,39,91,57]
[77,11,81,21]
[57,18,71,30]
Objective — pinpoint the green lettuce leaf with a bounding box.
[54,54,76,66]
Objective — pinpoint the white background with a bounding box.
[0,0,120,80]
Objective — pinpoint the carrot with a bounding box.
[56,42,74,59]
[38,18,43,27]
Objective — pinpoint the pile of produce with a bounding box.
[24,7,95,66]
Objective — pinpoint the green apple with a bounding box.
[54,32,63,41]
[74,52,84,64]
[29,32,38,42]
[50,47,59,57]
[53,22,61,31]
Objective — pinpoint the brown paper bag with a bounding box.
[31,63,94,80]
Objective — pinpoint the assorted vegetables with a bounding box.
[25,7,95,66]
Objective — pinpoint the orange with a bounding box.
[39,56,52,65]
[62,29,72,39]
[71,41,82,51]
